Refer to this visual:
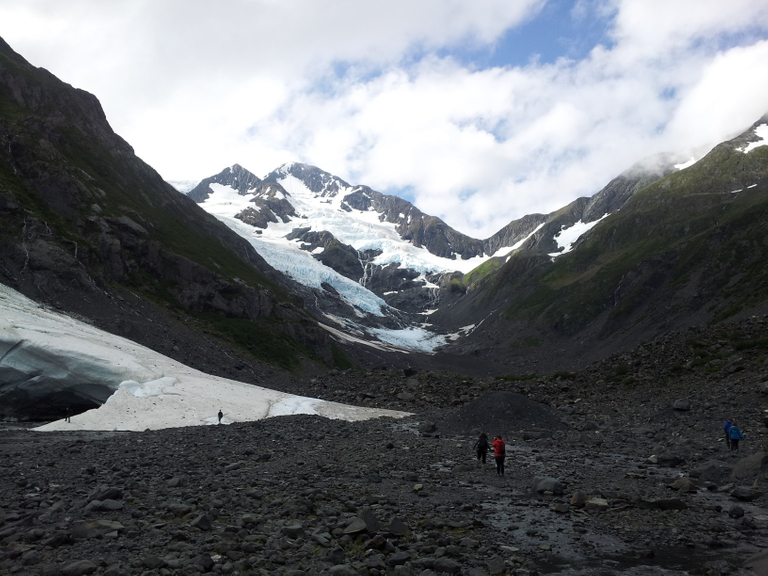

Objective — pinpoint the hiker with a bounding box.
[723,419,733,450]
[729,421,744,452]
[474,432,489,465]
[492,435,506,476]
[218,409,223,424]
[65,406,71,423]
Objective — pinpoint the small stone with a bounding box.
[433,557,462,573]
[364,554,387,569]
[570,490,588,508]
[328,565,357,576]
[388,517,409,536]
[99,499,124,510]
[729,505,745,518]
[61,560,98,576]
[241,513,259,525]
[359,507,381,532]
[283,523,304,538]
[487,555,506,575]
[672,399,691,411]
[387,551,411,566]
[190,514,212,531]
[585,498,609,512]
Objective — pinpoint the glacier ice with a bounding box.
[0,284,408,430]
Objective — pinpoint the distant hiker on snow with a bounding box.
[492,435,506,476]
[729,421,744,452]
[218,409,223,424]
[723,419,733,450]
[474,432,489,465]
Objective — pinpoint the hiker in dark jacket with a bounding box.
[723,420,733,450]
[729,422,744,452]
[474,433,489,465]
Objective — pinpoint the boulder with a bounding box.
[744,550,768,576]
[732,451,768,481]
[359,507,381,532]
[570,490,588,508]
[532,476,565,495]
[690,460,733,484]
[388,517,409,536]
[343,517,367,534]
[668,477,698,492]
[656,453,686,468]
[672,398,691,411]
[732,486,763,501]
[71,520,124,539]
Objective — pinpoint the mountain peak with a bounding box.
[187,163,262,202]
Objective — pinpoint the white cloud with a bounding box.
[0,0,766,238]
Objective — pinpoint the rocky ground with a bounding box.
[2,315,768,576]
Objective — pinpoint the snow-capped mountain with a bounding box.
[181,154,693,336]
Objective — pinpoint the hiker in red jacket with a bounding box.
[492,435,506,476]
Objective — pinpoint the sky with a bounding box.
[1,0,767,238]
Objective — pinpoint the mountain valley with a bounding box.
[4,32,768,576]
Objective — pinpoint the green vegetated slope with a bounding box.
[480,120,768,343]
[0,37,333,371]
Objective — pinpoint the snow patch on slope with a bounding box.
[739,124,768,154]
[674,158,697,170]
[548,215,608,259]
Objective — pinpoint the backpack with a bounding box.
[477,436,488,450]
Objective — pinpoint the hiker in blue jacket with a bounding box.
[729,421,744,453]
[723,419,733,450]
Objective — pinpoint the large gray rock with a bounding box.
[690,460,734,484]
[71,520,124,539]
[732,486,763,501]
[732,451,768,481]
[656,453,686,468]
[668,477,698,492]
[532,476,565,495]
[745,550,768,576]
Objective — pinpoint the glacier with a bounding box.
[0,284,408,431]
